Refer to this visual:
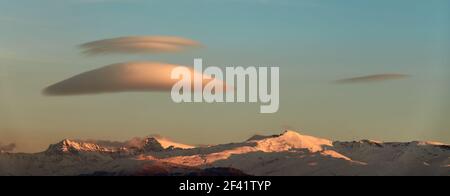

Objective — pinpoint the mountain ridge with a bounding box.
[1,130,448,176]
[44,135,195,155]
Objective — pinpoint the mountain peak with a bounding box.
[247,130,305,142]
[44,135,195,155]
[141,137,165,152]
[254,130,333,152]
[45,139,114,154]
[280,130,303,136]
[144,136,194,150]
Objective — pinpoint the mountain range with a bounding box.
[0,130,449,176]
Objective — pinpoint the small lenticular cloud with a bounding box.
[335,73,410,84]
[80,36,202,55]
[43,62,227,96]
[0,143,16,152]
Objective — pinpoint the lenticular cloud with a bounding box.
[335,73,410,84]
[43,62,226,96]
[80,36,202,55]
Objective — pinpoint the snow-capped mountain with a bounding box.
[46,139,115,154]
[45,136,194,155]
[0,130,448,176]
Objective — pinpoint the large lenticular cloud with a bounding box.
[43,62,228,96]
[80,36,202,55]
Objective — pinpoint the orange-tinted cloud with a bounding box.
[80,36,202,55]
[43,62,229,96]
[335,73,410,84]
[0,143,16,152]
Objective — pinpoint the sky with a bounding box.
[0,0,449,152]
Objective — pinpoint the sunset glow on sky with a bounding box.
[0,0,449,152]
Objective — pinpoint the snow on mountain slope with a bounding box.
[254,130,333,152]
[334,140,450,165]
[0,130,448,176]
[333,140,450,175]
[46,139,117,154]
[210,151,366,176]
[153,131,356,167]
[44,135,194,155]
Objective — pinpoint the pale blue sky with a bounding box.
[0,0,449,152]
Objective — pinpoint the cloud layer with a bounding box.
[44,62,228,96]
[335,74,410,84]
[80,36,202,55]
[0,143,16,152]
